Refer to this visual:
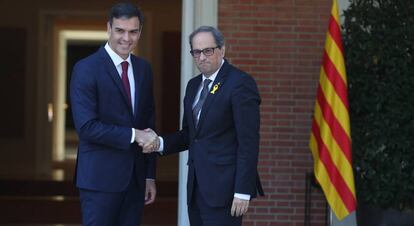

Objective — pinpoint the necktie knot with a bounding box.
[203,79,212,89]
[121,61,129,72]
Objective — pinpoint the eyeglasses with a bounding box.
[190,46,220,58]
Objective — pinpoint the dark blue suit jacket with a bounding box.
[163,60,261,207]
[70,47,156,192]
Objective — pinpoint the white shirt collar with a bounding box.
[104,42,132,66]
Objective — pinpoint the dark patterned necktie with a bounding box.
[193,79,211,127]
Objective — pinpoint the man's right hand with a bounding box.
[135,128,160,153]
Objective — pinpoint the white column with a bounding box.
[177,0,194,225]
[178,0,218,225]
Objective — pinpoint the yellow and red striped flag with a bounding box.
[309,0,357,220]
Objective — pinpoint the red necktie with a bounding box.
[121,61,132,105]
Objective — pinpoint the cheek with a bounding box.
[110,35,120,43]
[130,37,139,46]
[133,36,140,43]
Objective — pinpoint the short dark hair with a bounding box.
[189,26,225,50]
[108,2,144,27]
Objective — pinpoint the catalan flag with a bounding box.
[309,0,357,220]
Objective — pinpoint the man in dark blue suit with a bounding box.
[70,2,158,226]
[144,26,263,226]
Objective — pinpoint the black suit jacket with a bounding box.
[163,60,262,207]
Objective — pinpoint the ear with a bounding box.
[107,22,111,35]
[137,26,142,39]
[221,45,226,57]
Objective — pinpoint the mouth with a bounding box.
[198,61,209,66]
[119,43,131,48]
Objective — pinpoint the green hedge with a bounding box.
[343,0,414,210]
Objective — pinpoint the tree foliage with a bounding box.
[343,0,414,210]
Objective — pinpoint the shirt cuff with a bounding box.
[146,178,155,181]
[158,136,164,153]
[234,193,250,200]
[131,128,135,143]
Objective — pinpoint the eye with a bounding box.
[115,28,124,33]
[191,50,202,56]
[204,48,214,55]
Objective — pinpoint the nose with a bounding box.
[122,32,130,41]
[199,52,207,60]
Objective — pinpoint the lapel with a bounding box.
[100,47,133,114]
[131,56,144,117]
[195,60,230,133]
[186,75,202,131]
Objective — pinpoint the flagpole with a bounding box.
[328,205,332,226]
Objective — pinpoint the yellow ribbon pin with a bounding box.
[210,83,220,94]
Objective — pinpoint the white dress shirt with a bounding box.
[104,43,136,143]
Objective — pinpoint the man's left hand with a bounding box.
[145,180,157,205]
[231,197,249,217]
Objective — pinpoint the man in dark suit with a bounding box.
[143,26,263,226]
[70,2,158,226]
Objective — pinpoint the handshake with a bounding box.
[135,128,160,153]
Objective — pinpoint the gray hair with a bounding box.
[189,26,225,50]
